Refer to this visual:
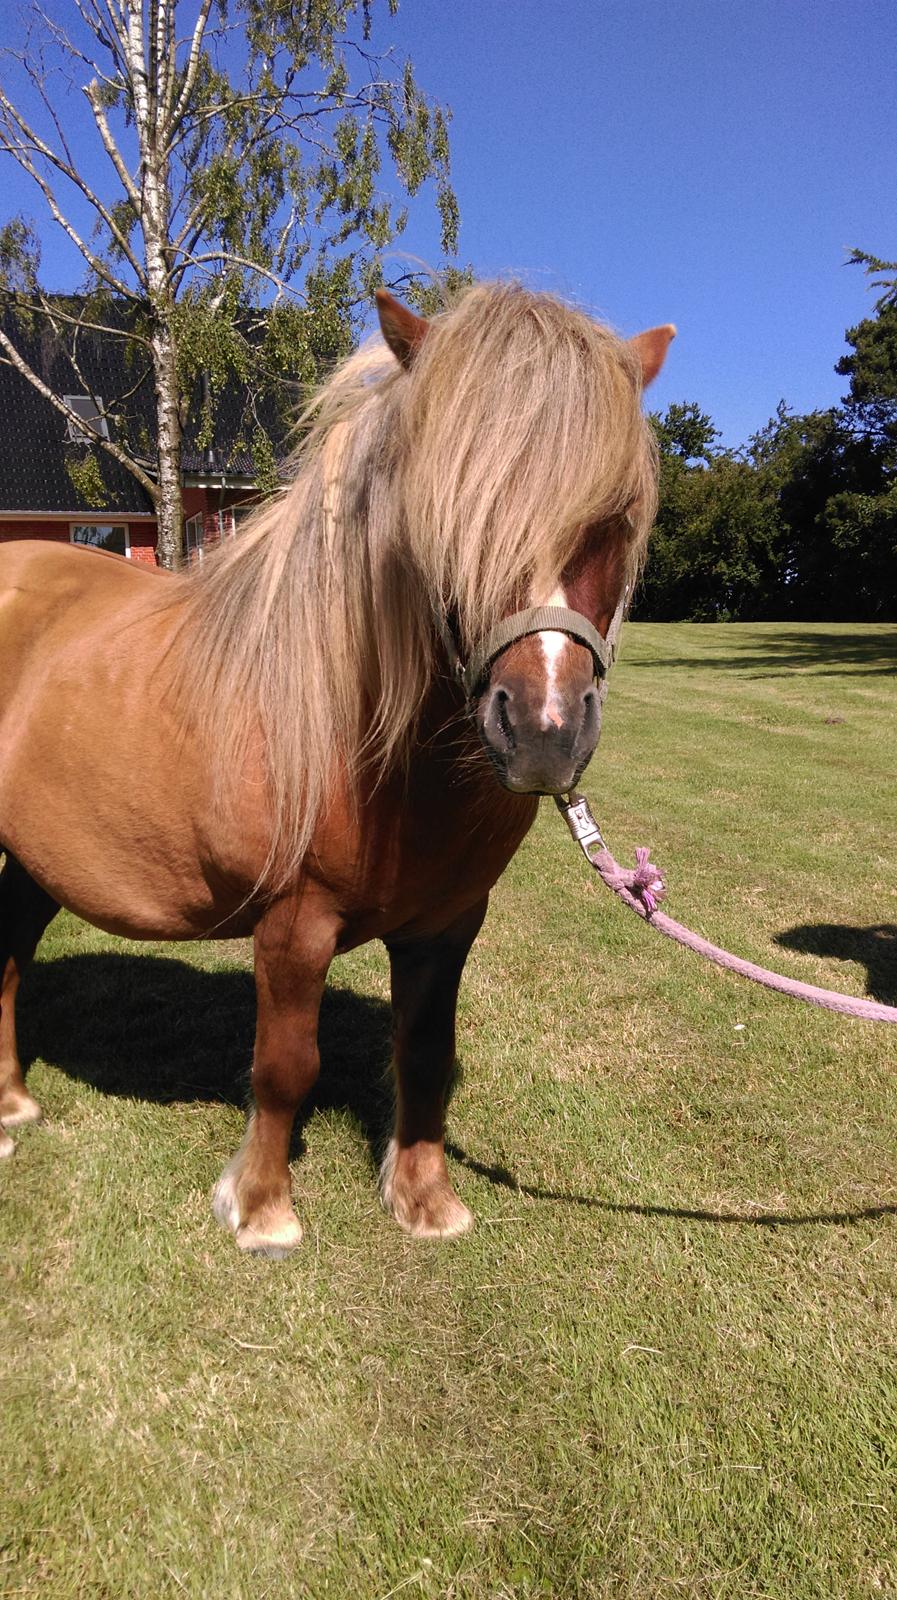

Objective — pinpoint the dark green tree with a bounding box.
[746,398,896,621]
[651,400,718,464]
[836,298,897,405]
[637,269,897,624]
[634,404,779,620]
[0,1,458,565]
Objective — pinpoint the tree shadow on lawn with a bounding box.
[627,629,897,678]
[18,952,897,1232]
[774,922,897,1007]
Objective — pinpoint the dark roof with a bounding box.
[0,298,293,514]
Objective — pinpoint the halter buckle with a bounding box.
[555,792,607,861]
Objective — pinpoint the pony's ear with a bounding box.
[629,324,676,387]
[375,288,430,369]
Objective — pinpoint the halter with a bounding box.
[437,595,628,700]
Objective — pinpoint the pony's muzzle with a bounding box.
[477,678,601,794]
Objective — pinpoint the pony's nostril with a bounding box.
[483,684,516,755]
[575,685,601,759]
[495,687,514,747]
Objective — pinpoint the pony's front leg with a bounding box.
[213,896,339,1257]
[382,897,488,1238]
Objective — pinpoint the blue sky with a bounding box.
[3,0,894,446]
[384,0,896,445]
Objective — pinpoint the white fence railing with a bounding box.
[184,506,250,564]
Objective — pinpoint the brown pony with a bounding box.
[0,282,673,1249]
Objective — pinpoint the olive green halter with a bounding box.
[438,598,627,700]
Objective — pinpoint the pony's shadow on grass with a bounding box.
[774,922,897,1007]
[20,952,897,1231]
[19,952,395,1158]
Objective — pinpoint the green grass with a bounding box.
[3,621,897,1600]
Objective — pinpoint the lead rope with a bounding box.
[557,792,897,1025]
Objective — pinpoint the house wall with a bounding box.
[182,486,256,522]
[0,517,158,565]
[0,488,255,567]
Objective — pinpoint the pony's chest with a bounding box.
[326,782,539,949]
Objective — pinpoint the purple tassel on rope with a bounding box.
[629,848,666,916]
[558,791,897,1024]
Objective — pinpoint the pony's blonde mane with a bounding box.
[175,281,658,887]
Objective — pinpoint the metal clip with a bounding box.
[554,792,607,863]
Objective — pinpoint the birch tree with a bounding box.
[0,1,458,565]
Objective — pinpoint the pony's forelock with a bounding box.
[174,281,658,888]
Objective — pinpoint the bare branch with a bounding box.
[84,81,141,211]
[166,0,214,144]
[0,322,158,500]
[27,1,122,92]
[165,88,276,155]
[170,249,306,303]
[0,86,145,285]
[0,135,139,299]
[66,0,129,79]
[1,290,152,350]
[82,0,129,58]
[50,308,152,421]
[165,78,396,161]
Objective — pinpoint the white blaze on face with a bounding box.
[535,585,575,729]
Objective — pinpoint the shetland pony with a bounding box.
[0,284,673,1249]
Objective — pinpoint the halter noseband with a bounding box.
[438,600,626,700]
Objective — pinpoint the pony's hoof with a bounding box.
[380,1142,474,1238]
[0,1089,42,1128]
[235,1214,303,1258]
[212,1169,303,1257]
[0,1128,15,1159]
[388,1189,475,1239]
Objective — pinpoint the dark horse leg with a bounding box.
[213,893,341,1256]
[0,855,59,1154]
[381,897,488,1237]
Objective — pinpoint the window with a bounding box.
[70,523,130,558]
[64,395,109,444]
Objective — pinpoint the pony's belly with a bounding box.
[0,819,247,941]
[0,727,253,942]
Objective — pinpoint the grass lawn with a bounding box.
[3,621,896,1600]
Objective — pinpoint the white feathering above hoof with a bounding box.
[212,1128,303,1257]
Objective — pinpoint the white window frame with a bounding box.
[70,523,131,559]
[185,512,204,564]
[63,394,110,444]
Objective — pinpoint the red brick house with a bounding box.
[0,303,288,563]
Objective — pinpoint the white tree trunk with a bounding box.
[150,314,184,570]
[126,0,184,570]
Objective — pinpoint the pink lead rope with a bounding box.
[557,793,897,1026]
